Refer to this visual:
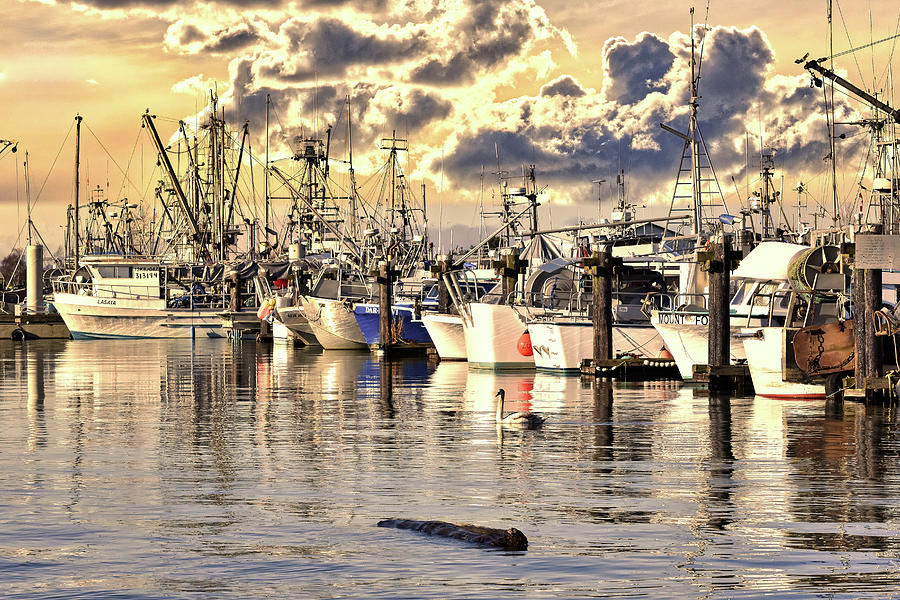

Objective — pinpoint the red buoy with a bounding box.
[517,332,533,357]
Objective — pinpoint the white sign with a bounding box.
[856,235,900,269]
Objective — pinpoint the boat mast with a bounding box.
[74,115,82,266]
[24,151,32,246]
[828,0,839,224]
[347,95,359,241]
[265,93,270,254]
[689,8,701,235]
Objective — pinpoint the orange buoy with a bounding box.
[658,346,673,359]
[517,332,533,357]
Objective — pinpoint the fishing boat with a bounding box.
[52,256,230,339]
[650,241,819,379]
[52,99,263,338]
[739,279,851,399]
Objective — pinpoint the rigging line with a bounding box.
[876,12,900,89]
[833,0,868,89]
[696,0,712,77]
[828,27,900,62]
[29,119,75,211]
[85,122,143,201]
[870,3,875,93]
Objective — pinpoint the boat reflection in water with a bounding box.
[2,341,900,599]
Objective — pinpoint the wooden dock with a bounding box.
[691,364,754,395]
[580,357,681,380]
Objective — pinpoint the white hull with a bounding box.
[742,327,825,398]
[462,303,534,369]
[53,292,224,339]
[274,305,321,346]
[421,313,467,360]
[299,296,367,350]
[528,321,663,371]
[651,312,746,380]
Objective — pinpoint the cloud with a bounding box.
[603,32,674,105]
[436,24,860,220]
[540,75,585,97]
[35,0,868,227]
[164,18,269,55]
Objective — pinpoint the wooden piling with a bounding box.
[436,254,452,314]
[706,236,740,393]
[379,259,393,351]
[228,271,240,312]
[707,236,731,370]
[590,250,612,364]
[500,248,520,303]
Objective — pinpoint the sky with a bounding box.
[2,0,900,256]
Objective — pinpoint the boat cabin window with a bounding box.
[96,266,133,279]
[730,281,754,306]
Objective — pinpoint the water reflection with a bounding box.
[2,341,900,598]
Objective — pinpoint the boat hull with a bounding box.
[274,305,321,346]
[741,327,826,398]
[53,292,224,339]
[463,303,534,370]
[651,311,746,380]
[422,313,466,360]
[353,303,432,348]
[299,296,368,350]
[528,321,663,371]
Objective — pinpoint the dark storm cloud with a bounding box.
[379,90,453,132]
[271,18,428,81]
[540,76,586,97]
[411,0,537,85]
[53,0,284,7]
[439,25,858,209]
[604,33,674,104]
[692,26,773,139]
[176,24,206,46]
[204,24,263,53]
[410,53,476,85]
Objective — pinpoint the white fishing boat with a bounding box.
[528,320,664,370]
[300,295,368,350]
[462,302,535,369]
[52,256,227,339]
[272,300,320,346]
[738,257,850,399]
[741,326,826,398]
[523,257,671,371]
[421,313,466,360]
[651,241,811,379]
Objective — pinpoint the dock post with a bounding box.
[707,235,732,392]
[228,271,240,312]
[500,248,520,304]
[591,249,613,365]
[852,224,884,398]
[437,254,452,314]
[863,266,883,381]
[853,241,883,395]
[25,244,43,314]
[379,259,393,351]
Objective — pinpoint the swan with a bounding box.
[495,388,545,428]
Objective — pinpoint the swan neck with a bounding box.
[496,393,504,422]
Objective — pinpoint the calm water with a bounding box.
[1,339,899,599]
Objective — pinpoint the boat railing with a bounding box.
[52,277,226,309]
[659,293,708,312]
[743,288,793,328]
[521,289,677,322]
[51,278,161,301]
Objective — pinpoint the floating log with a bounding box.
[376,519,528,551]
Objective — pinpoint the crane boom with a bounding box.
[142,113,204,242]
[803,60,900,123]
